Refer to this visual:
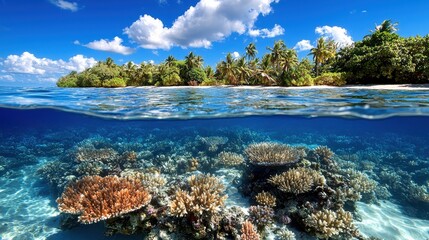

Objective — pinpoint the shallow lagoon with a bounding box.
[0,87,429,239]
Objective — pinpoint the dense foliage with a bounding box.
[57,20,429,88]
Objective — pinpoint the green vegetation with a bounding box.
[57,20,429,88]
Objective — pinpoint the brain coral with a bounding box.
[57,175,151,224]
[268,167,326,194]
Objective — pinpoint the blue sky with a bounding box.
[1,0,429,86]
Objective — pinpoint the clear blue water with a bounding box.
[0,87,428,240]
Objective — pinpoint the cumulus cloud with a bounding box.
[50,0,78,12]
[1,52,97,83]
[232,51,240,59]
[248,24,284,38]
[124,0,281,49]
[294,40,314,52]
[315,26,353,48]
[82,37,135,55]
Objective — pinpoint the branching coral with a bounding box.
[348,171,377,194]
[75,147,118,163]
[218,151,244,166]
[255,191,276,207]
[304,208,357,239]
[268,167,326,194]
[244,142,303,166]
[249,205,274,228]
[313,146,334,164]
[57,175,151,224]
[170,174,227,217]
[120,170,166,193]
[240,220,260,240]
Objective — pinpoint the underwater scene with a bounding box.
[0,87,429,240]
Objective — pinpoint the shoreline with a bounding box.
[131,83,429,90]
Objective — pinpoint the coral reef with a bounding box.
[245,142,303,166]
[218,151,244,166]
[268,167,326,194]
[304,208,357,239]
[196,136,228,152]
[240,220,260,240]
[255,191,276,207]
[248,205,274,229]
[170,174,227,217]
[57,175,151,224]
[312,145,334,165]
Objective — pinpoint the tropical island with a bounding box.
[57,20,429,88]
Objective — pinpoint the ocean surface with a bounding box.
[0,86,428,240]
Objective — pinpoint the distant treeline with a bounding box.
[57,20,429,88]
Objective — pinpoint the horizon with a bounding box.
[1,0,429,86]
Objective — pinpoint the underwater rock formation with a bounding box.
[244,142,303,166]
[268,167,326,194]
[57,175,151,224]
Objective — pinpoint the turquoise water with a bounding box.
[0,87,428,239]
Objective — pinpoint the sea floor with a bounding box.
[1,158,429,240]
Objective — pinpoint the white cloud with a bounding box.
[315,26,354,48]
[124,0,281,50]
[248,24,284,38]
[232,51,240,59]
[294,40,314,52]
[1,52,97,83]
[50,0,78,12]
[0,75,14,81]
[82,37,135,55]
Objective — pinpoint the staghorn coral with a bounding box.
[57,175,151,224]
[170,174,227,217]
[255,191,276,207]
[218,151,244,166]
[313,145,334,164]
[249,205,274,228]
[268,167,326,194]
[240,220,260,240]
[245,142,303,166]
[348,171,377,194]
[304,208,357,239]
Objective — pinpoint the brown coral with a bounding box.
[170,174,227,217]
[241,220,260,240]
[218,151,244,166]
[255,191,276,207]
[244,142,302,166]
[268,167,326,194]
[304,208,357,239]
[75,147,118,163]
[313,146,334,164]
[57,175,151,224]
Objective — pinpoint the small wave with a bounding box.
[0,86,428,120]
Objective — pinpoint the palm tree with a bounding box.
[245,43,258,61]
[375,20,398,33]
[216,53,237,85]
[254,54,275,85]
[267,40,287,70]
[235,57,252,85]
[310,38,336,76]
[279,49,298,77]
[105,57,114,68]
[165,55,177,67]
[184,52,203,69]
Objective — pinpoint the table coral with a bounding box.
[268,167,326,194]
[245,142,302,166]
[57,175,151,224]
